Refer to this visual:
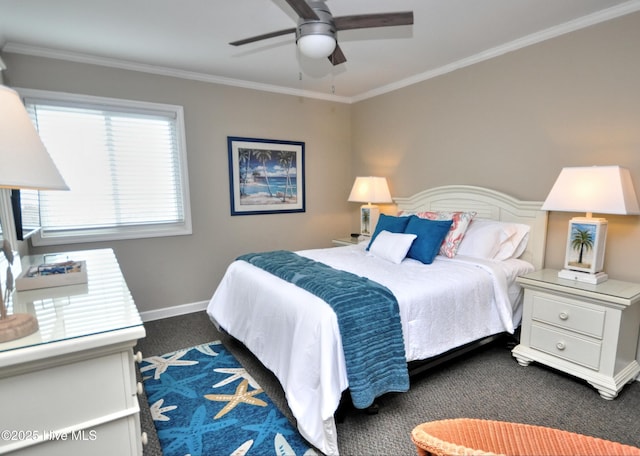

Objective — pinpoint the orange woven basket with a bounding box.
[411,418,640,456]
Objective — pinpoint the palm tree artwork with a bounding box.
[278,151,296,202]
[567,223,595,268]
[238,149,251,196]
[230,137,305,215]
[252,149,274,198]
[235,146,298,206]
[361,207,371,235]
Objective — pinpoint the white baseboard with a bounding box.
[139,300,209,322]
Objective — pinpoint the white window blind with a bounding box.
[20,89,191,245]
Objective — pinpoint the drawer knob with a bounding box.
[141,432,148,446]
[558,311,569,321]
[134,351,143,363]
[556,341,566,351]
[137,382,144,395]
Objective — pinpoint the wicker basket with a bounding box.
[411,418,640,456]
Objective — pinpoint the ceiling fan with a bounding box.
[229,0,414,66]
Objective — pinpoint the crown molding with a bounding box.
[4,0,640,104]
[1,42,352,104]
[351,0,640,102]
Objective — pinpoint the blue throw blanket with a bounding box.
[237,250,409,409]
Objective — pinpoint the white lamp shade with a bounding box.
[297,34,336,59]
[0,85,68,190]
[541,166,640,215]
[348,176,392,204]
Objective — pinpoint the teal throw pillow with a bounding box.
[367,214,411,250]
[404,216,453,264]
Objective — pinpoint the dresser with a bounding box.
[512,269,640,399]
[0,249,146,455]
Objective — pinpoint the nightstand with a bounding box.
[332,237,364,246]
[512,269,640,400]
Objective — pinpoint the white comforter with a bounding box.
[207,242,533,455]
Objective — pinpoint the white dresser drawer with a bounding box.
[531,292,605,338]
[7,416,140,456]
[0,350,137,453]
[530,324,602,370]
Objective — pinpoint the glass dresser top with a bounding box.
[0,248,143,353]
[519,269,640,302]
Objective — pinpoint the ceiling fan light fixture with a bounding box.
[231,0,414,66]
[297,34,336,59]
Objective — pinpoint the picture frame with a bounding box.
[563,217,608,274]
[228,136,305,216]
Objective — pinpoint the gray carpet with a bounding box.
[134,311,640,456]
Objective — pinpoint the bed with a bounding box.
[207,185,547,455]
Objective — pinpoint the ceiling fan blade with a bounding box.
[334,12,414,31]
[285,0,319,20]
[229,27,296,46]
[328,44,346,66]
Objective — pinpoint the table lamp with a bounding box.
[541,165,640,284]
[348,176,392,236]
[0,84,69,342]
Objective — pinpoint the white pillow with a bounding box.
[457,219,530,261]
[493,223,530,261]
[369,230,417,264]
[456,219,507,259]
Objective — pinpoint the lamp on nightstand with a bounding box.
[541,165,640,284]
[0,83,69,342]
[348,176,392,236]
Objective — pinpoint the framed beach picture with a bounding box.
[563,217,608,274]
[228,136,305,215]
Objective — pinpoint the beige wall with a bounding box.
[3,10,640,314]
[3,53,353,314]
[352,11,640,283]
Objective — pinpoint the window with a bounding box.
[18,89,191,245]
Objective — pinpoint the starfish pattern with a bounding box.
[145,371,208,402]
[241,407,296,448]
[158,404,237,456]
[141,342,314,455]
[204,378,267,419]
[274,433,319,456]
[212,367,260,389]
[149,398,177,422]
[195,348,237,371]
[231,439,254,456]
[194,342,222,357]
[140,349,199,380]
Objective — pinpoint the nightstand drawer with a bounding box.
[531,292,605,338]
[530,324,602,370]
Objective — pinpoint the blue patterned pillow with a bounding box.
[367,214,411,250]
[404,216,453,264]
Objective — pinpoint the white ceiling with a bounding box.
[1,0,639,103]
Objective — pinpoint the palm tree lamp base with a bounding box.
[558,269,608,284]
[360,204,380,237]
[561,216,608,284]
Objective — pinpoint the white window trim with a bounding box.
[16,88,192,246]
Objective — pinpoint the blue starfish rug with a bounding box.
[140,341,317,456]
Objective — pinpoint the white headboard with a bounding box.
[393,185,548,270]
